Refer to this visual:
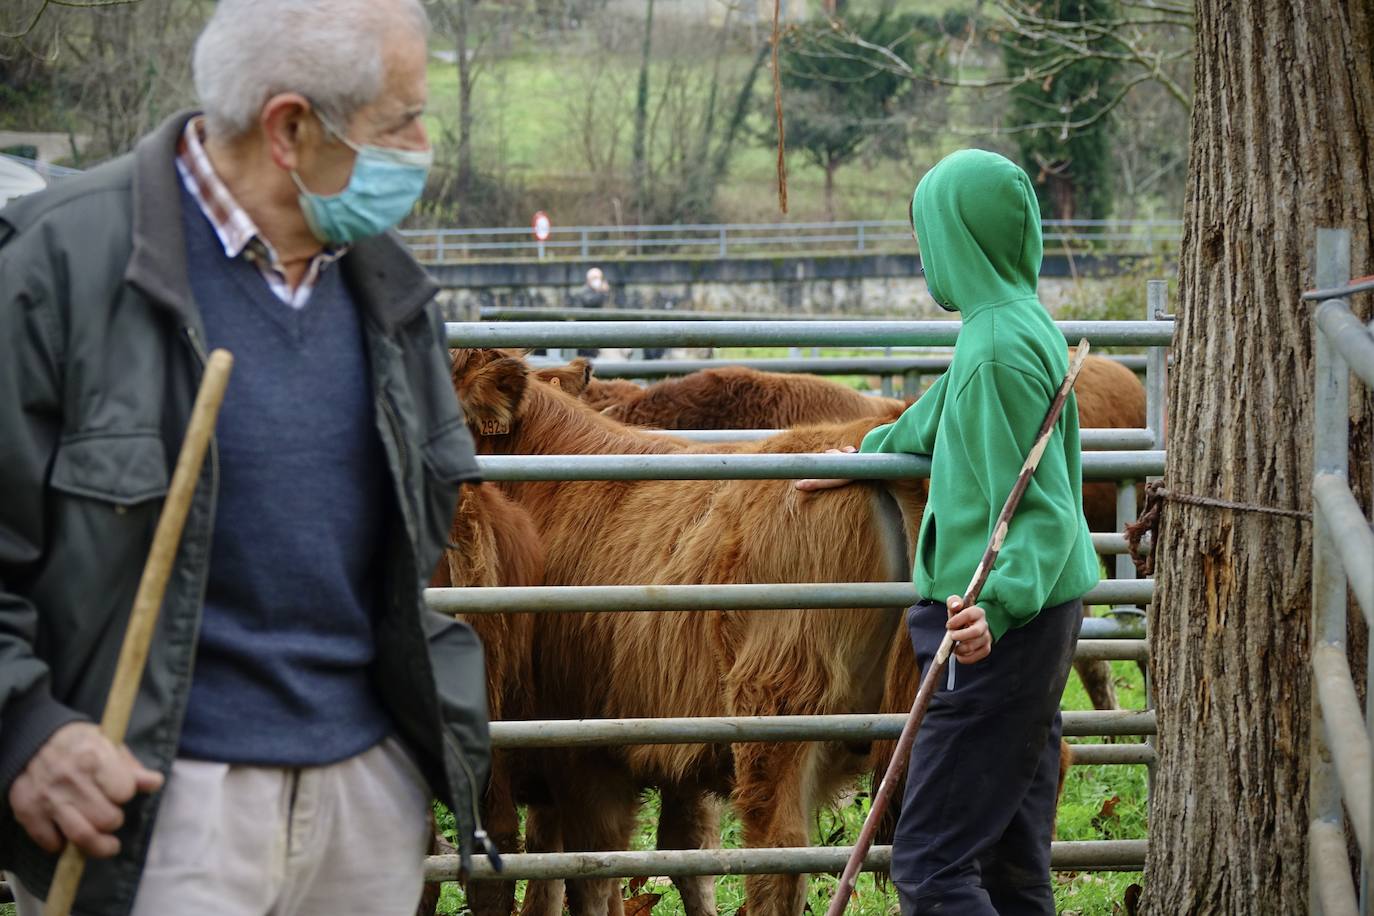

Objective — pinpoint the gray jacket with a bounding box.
[0,112,491,915]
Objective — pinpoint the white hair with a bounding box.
[193,0,429,140]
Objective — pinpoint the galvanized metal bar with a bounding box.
[1311,227,1354,916]
[1314,643,1373,852]
[546,355,1150,376]
[650,427,1158,451]
[1074,639,1148,662]
[1069,743,1155,765]
[1092,531,1151,555]
[448,320,1177,349]
[1313,819,1362,916]
[404,217,1178,238]
[473,451,1166,482]
[1114,480,1138,580]
[498,308,872,323]
[1314,473,1374,626]
[486,710,1156,748]
[429,839,1148,882]
[1146,281,1168,451]
[1304,276,1374,301]
[1318,301,1374,392]
[475,452,929,481]
[425,579,1153,616]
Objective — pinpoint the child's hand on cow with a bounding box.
[794,445,858,491]
[946,595,992,663]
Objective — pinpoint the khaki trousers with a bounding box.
[9,737,431,916]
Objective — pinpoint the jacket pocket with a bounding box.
[49,430,169,507]
[421,418,481,485]
[419,418,480,556]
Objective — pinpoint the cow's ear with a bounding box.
[561,358,593,397]
[461,356,528,437]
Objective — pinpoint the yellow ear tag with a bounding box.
[479,418,511,436]
[548,377,562,390]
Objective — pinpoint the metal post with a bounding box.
[1142,279,1168,814]
[857,223,866,253]
[581,230,590,259]
[435,231,446,264]
[719,226,728,259]
[1114,480,1137,581]
[1146,280,1168,452]
[1311,227,1353,915]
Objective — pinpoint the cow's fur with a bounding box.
[602,364,905,428]
[452,348,925,916]
[424,481,545,916]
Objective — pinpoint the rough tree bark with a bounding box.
[1143,2,1374,913]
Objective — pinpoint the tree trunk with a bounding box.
[631,0,655,227]
[1142,3,1374,913]
[454,0,475,216]
[824,157,837,222]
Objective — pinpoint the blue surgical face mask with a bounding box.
[291,111,432,245]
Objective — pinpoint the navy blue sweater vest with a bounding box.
[178,187,392,765]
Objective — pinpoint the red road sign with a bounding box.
[532,210,551,242]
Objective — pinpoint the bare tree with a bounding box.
[630,0,654,226]
[559,9,767,225]
[4,0,209,159]
[798,1,1191,135]
[1,0,141,43]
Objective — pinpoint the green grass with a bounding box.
[435,652,1148,915]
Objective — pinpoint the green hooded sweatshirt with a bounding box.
[861,149,1100,640]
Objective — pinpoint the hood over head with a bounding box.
[912,149,1042,313]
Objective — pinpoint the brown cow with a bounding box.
[570,357,1145,712]
[585,357,1144,536]
[423,481,546,916]
[452,348,924,916]
[601,364,904,428]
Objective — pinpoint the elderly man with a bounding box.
[0,1,492,914]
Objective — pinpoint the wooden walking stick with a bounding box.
[43,349,234,916]
[825,339,1092,916]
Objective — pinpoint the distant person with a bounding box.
[571,266,612,356]
[0,1,492,914]
[573,266,611,310]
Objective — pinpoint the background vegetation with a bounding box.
[1,0,1192,229]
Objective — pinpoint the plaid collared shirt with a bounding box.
[174,117,346,309]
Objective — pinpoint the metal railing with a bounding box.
[402,218,1182,263]
[1307,229,1374,915]
[530,352,1150,379]
[432,312,1170,886]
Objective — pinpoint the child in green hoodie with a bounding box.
[797,149,1099,914]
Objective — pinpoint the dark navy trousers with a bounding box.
[892,597,1083,915]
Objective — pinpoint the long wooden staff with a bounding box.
[825,339,1091,916]
[44,349,234,916]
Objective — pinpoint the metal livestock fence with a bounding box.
[1306,229,1374,915]
[399,218,1182,263]
[428,304,1171,890]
